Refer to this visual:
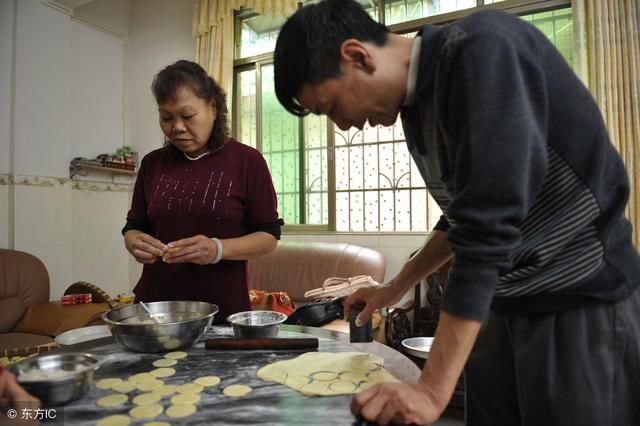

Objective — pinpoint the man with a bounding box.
[274,1,640,425]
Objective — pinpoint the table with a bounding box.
[53,325,421,425]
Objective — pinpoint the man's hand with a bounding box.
[351,381,445,425]
[124,230,167,264]
[344,283,405,327]
[163,235,220,265]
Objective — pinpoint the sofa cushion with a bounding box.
[0,297,26,333]
[12,302,110,337]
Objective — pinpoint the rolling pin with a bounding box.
[205,337,318,350]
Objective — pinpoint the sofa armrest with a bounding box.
[12,302,110,337]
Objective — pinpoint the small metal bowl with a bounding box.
[227,310,287,338]
[9,352,101,406]
[102,301,218,353]
[401,337,434,359]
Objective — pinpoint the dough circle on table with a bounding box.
[96,414,131,426]
[129,404,164,420]
[165,404,197,418]
[150,367,175,378]
[223,384,252,397]
[142,422,171,426]
[96,394,128,408]
[132,392,162,406]
[96,378,123,390]
[152,358,177,368]
[194,375,221,387]
[153,384,178,396]
[129,372,155,383]
[171,393,200,405]
[112,381,137,393]
[176,383,204,394]
[136,378,164,392]
[164,351,187,360]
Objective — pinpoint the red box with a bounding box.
[61,294,92,305]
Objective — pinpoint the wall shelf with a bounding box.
[69,162,136,179]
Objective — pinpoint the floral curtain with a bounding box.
[192,0,298,122]
[574,0,640,248]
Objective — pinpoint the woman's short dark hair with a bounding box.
[274,0,388,117]
[152,60,229,151]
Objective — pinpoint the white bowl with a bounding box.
[401,337,434,359]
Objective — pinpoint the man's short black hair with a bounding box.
[274,0,389,116]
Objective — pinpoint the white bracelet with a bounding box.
[210,237,223,264]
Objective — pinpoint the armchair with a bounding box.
[0,249,115,357]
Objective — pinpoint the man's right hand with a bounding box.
[123,230,167,264]
[344,284,400,327]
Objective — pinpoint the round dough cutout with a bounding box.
[129,404,163,420]
[223,384,252,397]
[150,367,175,378]
[194,376,220,387]
[171,393,200,405]
[176,383,203,394]
[165,404,197,418]
[152,358,177,368]
[96,394,128,408]
[132,392,162,406]
[96,378,123,390]
[96,414,131,426]
[164,351,187,360]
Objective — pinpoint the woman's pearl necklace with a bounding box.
[183,151,210,161]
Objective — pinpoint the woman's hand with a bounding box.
[351,381,445,425]
[163,235,219,265]
[124,230,167,264]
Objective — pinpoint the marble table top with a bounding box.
[54,325,421,425]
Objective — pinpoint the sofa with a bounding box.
[0,249,114,357]
[248,240,386,337]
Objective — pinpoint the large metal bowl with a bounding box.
[102,301,218,353]
[227,310,287,338]
[9,352,101,406]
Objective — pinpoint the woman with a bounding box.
[123,60,282,322]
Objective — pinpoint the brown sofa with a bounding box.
[248,240,386,336]
[0,249,113,356]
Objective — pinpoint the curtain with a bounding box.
[192,0,298,122]
[574,0,640,248]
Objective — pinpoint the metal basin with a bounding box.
[227,310,287,338]
[401,337,434,359]
[102,301,218,353]
[9,352,101,406]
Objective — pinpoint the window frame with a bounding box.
[232,0,571,234]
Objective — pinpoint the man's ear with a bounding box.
[339,38,376,73]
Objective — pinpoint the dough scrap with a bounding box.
[171,393,200,405]
[96,378,123,390]
[164,351,187,360]
[141,422,171,426]
[129,404,163,420]
[223,384,252,397]
[165,404,197,418]
[257,352,399,396]
[152,358,177,368]
[96,414,131,426]
[96,394,128,408]
[150,367,175,378]
[132,392,162,406]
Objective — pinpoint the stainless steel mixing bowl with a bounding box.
[227,310,287,338]
[102,301,218,353]
[9,352,102,406]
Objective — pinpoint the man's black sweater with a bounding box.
[401,10,640,320]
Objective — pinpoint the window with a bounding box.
[233,1,572,232]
